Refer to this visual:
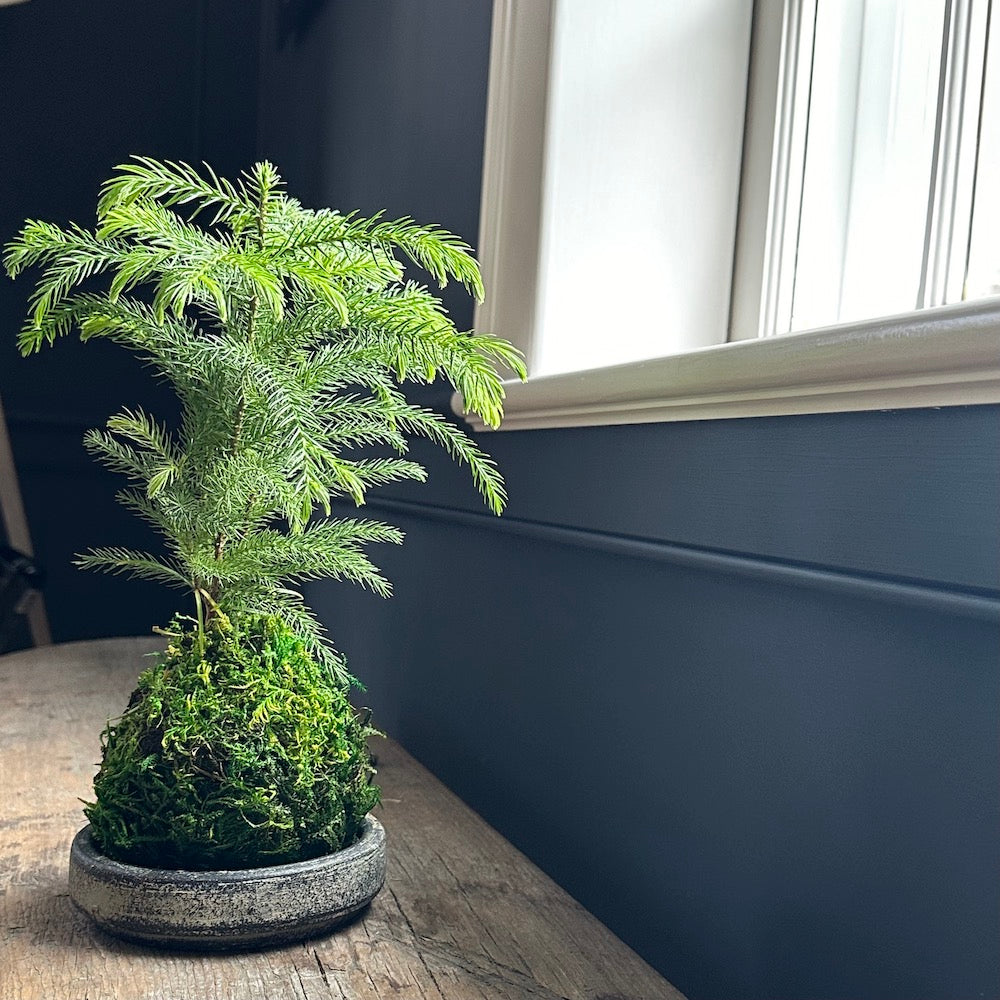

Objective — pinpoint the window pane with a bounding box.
[531,0,751,375]
[790,0,946,332]
[965,7,1000,299]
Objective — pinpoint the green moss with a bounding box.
[85,615,380,870]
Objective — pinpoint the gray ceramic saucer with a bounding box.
[68,815,386,950]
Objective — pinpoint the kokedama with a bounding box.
[4,159,523,889]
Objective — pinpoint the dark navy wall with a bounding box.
[0,0,260,642]
[318,419,999,1000]
[258,5,1000,1000]
[257,0,489,331]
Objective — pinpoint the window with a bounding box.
[735,0,1000,339]
[457,0,1000,431]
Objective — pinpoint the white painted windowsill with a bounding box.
[452,299,1000,432]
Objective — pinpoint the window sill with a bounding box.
[453,300,1000,431]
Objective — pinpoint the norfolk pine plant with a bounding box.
[4,158,524,868]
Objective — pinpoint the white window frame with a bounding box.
[454,0,1000,432]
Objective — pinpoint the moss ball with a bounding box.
[85,614,380,870]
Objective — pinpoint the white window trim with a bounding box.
[456,298,1000,431]
[472,0,553,370]
[454,0,1000,433]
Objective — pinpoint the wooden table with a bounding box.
[0,638,683,1000]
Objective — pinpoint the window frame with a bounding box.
[454,0,1000,432]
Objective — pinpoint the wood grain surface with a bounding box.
[0,637,684,1000]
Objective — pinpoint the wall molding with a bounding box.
[366,497,1000,623]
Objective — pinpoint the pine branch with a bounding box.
[103,408,182,497]
[105,407,180,462]
[341,457,428,491]
[5,224,132,346]
[97,156,247,225]
[76,547,190,589]
[395,405,509,514]
[338,215,485,298]
[84,428,157,481]
[207,527,396,597]
[116,489,195,546]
